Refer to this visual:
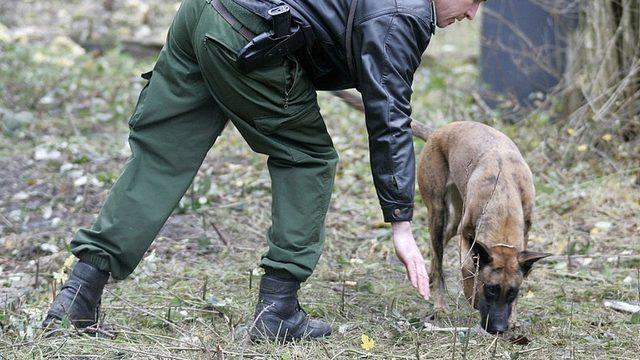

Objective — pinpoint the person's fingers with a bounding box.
[417,262,430,300]
[407,263,418,288]
[414,260,425,296]
[412,262,421,288]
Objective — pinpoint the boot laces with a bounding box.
[296,300,309,317]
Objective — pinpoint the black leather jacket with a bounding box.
[284,0,435,222]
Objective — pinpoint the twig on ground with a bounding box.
[517,346,543,355]
[423,323,471,332]
[554,272,606,283]
[43,339,68,358]
[471,90,493,115]
[603,300,640,314]
[488,332,499,358]
[330,348,412,360]
[209,221,230,247]
[542,254,640,263]
[569,297,575,360]
[104,289,190,337]
[0,211,14,228]
[90,340,192,360]
[80,325,116,339]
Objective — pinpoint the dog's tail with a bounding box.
[331,90,434,141]
[409,119,434,141]
[330,90,365,112]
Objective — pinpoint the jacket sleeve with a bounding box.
[353,13,432,222]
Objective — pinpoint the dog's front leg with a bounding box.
[428,202,448,310]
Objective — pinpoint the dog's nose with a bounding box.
[486,323,508,334]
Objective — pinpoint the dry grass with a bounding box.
[1,1,639,359]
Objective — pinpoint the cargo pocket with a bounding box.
[203,32,298,114]
[203,34,239,64]
[128,70,153,129]
[252,104,319,135]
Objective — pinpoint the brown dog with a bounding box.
[413,121,550,334]
[329,91,550,333]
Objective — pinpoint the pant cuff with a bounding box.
[262,266,297,281]
[77,254,111,274]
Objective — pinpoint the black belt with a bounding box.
[208,0,256,41]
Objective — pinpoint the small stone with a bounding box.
[34,148,62,161]
[12,191,29,201]
[59,163,75,172]
[40,243,60,254]
[594,221,612,231]
[42,206,53,220]
[73,176,88,187]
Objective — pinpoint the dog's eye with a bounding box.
[506,287,519,302]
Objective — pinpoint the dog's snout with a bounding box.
[480,312,509,334]
[485,322,508,334]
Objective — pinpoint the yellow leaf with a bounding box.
[602,133,613,142]
[577,144,588,152]
[566,128,574,135]
[361,334,375,351]
[62,255,76,273]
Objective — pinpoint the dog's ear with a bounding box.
[518,250,551,277]
[471,240,493,268]
[462,226,492,268]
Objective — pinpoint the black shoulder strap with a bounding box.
[210,0,257,40]
[232,0,274,20]
[346,0,359,81]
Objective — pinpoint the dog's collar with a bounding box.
[491,243,516,249]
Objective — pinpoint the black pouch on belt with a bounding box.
[231,0,316,73]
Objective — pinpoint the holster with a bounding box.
[231,0,316,73]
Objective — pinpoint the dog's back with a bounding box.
[419,121,534,248]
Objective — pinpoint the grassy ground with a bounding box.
[1,2,639,359]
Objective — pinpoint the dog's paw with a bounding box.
[432,293,450,313]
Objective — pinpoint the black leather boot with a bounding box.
[250,275,331,342]
[42,261,109,331]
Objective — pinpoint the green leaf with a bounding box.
[170,296,183,306]
[197,237,212,249]
[72,155,90,164]
[631,312,640,324]
[408,317,424,330]
[356,280,374,294]
[61,316,71,329]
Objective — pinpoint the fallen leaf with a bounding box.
[361,334,375,351]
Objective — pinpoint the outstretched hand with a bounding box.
[392,221,430,300]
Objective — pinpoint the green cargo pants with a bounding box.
[70,0,338,282]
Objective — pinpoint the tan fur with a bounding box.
[417,121,536,321]
[331,89,547,328]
